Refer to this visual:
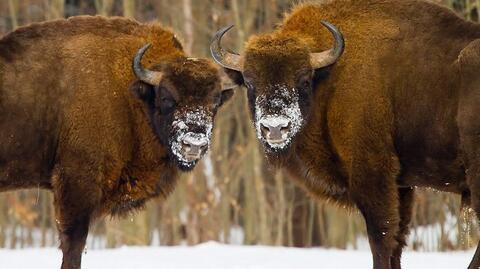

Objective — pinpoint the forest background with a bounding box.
[0,0,478,252]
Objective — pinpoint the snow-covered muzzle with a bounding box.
[170,108,213,171]
[255,85,304,152]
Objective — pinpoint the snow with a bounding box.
[0,241,473,269]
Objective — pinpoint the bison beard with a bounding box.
[211,0,480,269]
[0,15,232,269]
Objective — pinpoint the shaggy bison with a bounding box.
[211,0,480,268]
[0,16,233,268]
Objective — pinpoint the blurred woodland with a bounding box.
[0,0,479,252]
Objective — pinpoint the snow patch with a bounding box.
[0,243,473,269]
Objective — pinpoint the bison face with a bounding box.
[210,22,344,154]
[244,69,313,153]
[130,45,234,171]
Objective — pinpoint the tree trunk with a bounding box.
[123,0,135,18]
[8,0,18,30]
[182,0,194,54]
[45,0,65,19]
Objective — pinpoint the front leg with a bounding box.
[52,164,102,269]
[57,213,91,269]
[350,155,401,269]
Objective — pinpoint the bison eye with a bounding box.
[302,79,311,89]
[156,86,176,114]
[160,97,176,114]
[297,75,311,89]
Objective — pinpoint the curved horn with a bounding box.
[310,21,345,69]
[133,43,163,85]
[210,25,243,72]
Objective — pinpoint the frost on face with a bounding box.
[255,85,304,151]
[171,108,213,168]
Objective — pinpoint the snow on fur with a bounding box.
[171,108,213,167]
[255,85,304,150]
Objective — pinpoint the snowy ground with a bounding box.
[0,241,474,269]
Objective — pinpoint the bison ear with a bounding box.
[130,80,155,102]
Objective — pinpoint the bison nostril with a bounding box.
[182,141,192,152]
[199,144,208,153]
[280,124,290,135]
[260,124,270,137]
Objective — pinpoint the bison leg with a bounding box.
[468,242,480,269]
[52,165,101,269]
[57,214,91,269]
[354,196,399,269]
[464,165,480,269]
[465,166,480,269]
[457,39,480,269]
[350,159,400,269]
[390,187,414,269]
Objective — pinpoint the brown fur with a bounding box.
[0,16,229,269]
[223,1,480,268]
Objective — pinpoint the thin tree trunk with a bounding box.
[182,0,194,54]
[45,0,65,19]
[40,192,49,247]
[306,200,315,247]
[8,0,18,30]
[274,172,286,245]
[253,150,270,244]
[286,201,293,246]
[94,0,114,16]
[317,203,327,246]
[123,0,135,18]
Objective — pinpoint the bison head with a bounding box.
[130,44,234,171]
[210,22,344,153]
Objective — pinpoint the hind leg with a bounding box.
[465,170,480,269]
[390,187,414,269]
[468,241,480,269]
[465,165,480,269]
[458,39,480,269]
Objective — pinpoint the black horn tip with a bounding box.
[134,43,151,65]
[141,43,152,51]
[211,25,235,44]
[320,21,345,57]
[220,25,235,35]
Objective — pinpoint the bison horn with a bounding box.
[133,43,164,85]
[310,21,345,69]
[210,25,243,72]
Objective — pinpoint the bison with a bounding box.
[211,0,480,268]
[0,16,233,269]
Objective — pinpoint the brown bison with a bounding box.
[0,16,233,268]
[211,0,480,268]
